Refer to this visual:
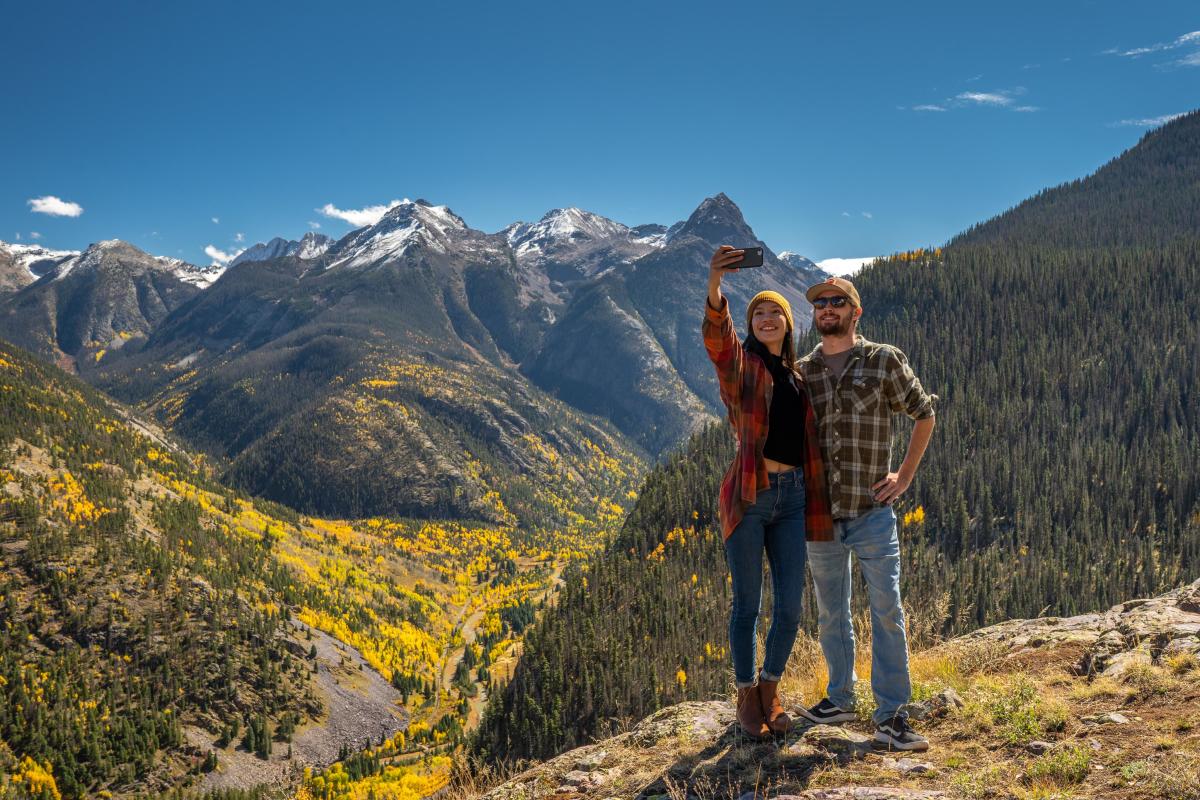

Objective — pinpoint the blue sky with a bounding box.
[2,1,1197,265]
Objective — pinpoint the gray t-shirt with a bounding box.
[821,348,853,381]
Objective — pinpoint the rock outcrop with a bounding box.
[956,577,1200,677]
[478,579,1200,800]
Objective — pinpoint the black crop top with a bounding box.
[761,351,807,467]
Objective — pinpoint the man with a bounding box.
[796,276,936,751]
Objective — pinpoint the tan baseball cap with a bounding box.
[806,276,861,307]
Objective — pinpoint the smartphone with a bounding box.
[729,247,764,269]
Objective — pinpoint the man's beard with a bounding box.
[816,315,853,336]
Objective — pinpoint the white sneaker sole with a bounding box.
[800,709,858,725]
[873,732,929,751]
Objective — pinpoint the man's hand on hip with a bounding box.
[872,472,912,505]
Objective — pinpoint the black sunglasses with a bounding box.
[812,296,850,310]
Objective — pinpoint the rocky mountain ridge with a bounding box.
[0,240,219,371]
[229,231,333,266]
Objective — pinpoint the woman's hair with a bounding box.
[744,331,798,373]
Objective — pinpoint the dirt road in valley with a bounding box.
[442,562,565,728]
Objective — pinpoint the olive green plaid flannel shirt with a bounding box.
[798,336,936,520]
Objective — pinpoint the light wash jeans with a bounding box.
[807,505,911,724]
[724,469,807,688]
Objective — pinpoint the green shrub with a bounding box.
[1027,742,1091,786]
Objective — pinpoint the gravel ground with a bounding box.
[188,618,408,792]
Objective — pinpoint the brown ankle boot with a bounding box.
[735,685,769,740]
[758,678,792,736]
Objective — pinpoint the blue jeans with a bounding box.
[724,469,808,688]
[807,505,911,724]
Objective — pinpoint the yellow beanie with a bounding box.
[746,291,794,335]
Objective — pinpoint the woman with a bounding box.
[702,245,834,739]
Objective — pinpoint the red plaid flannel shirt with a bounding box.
[703,297,835,542]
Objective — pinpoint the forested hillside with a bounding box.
[954,109,1200,249]
[0,338,623,799]
[473,110,1200,766]
[0,339,320,796]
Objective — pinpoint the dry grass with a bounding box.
[1164,651,1200,675]
[1068,675,1123,702]
[767,638,1200,800]
[1120,662,1183,701]
[441,752,526,800]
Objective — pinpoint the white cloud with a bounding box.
[1109,112,1186,128]
[841,211,851,217]
[966,74,983,82]
[1112,30,1200,58]
[1177,51,1200,67]
[28,195,83,217]
[861,211,873,219]
[308,220,321,229]
[911,88,1035,113]
[204,244,245,267]
[211,217,220,224]
[957,91,1013,106]
[317,199,402,227]
[817,257,875,277]
[30,231,42,240]
[235,232,245,243]
[13,233,20,241]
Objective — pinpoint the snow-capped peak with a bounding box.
[503,207,631,257]
[326,198,470,270]
[778,251,817,268]
[295,231,332,259]
[41,239,221,287]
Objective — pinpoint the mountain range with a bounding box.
[0,195,829,521]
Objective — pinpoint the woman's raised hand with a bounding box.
[710,245,744,276]
[708,245,743,309]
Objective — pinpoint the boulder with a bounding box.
[903,689,964,721]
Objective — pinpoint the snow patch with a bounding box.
[1,242,81,279]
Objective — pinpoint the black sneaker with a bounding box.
[874,716,929,751]
[798,698,857,725]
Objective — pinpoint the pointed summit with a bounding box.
[49,240,217,286]
[326,199,474,269]
[671,193,757,246]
